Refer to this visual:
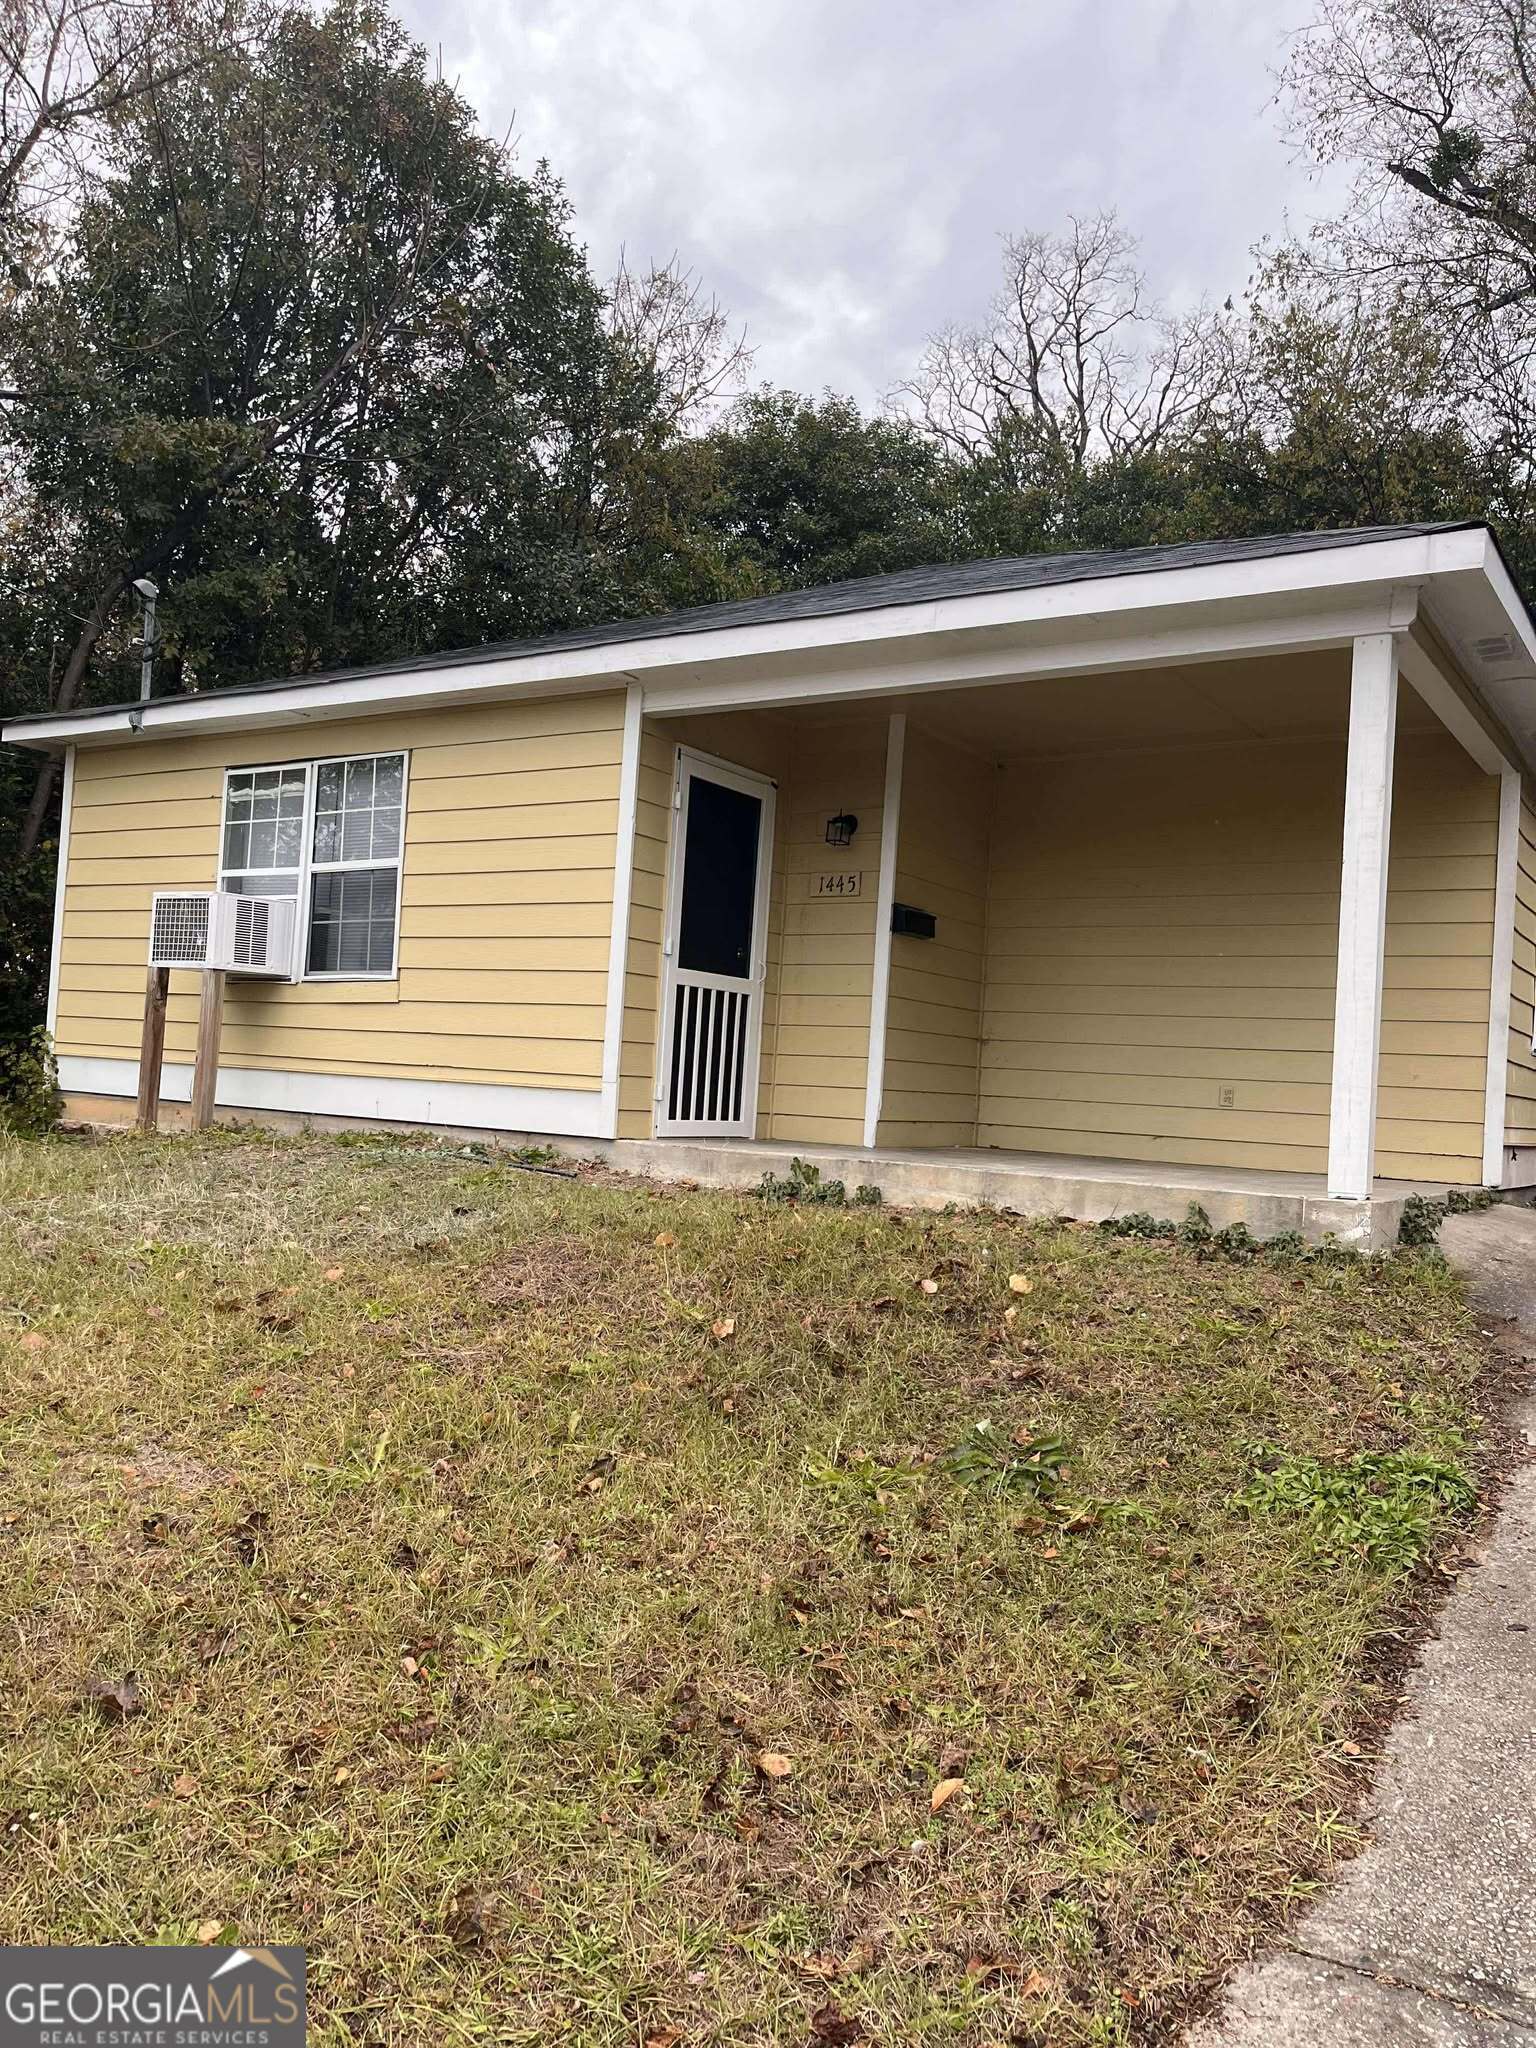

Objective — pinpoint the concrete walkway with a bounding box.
[1192,1204,1536,2046]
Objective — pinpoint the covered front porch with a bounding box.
[618,571,1527,1226]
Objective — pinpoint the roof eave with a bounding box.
[4,524,1530,758]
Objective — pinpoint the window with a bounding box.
[219,752,407,980]
[222,767,306,898]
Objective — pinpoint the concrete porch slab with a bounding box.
[606,1138,1437,1250]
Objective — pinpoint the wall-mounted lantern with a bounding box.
[825,810,859,848]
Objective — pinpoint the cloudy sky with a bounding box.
[398,0,1341,408]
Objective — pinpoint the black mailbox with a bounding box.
[891,902,936,939]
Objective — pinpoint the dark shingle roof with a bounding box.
[2,521,1491,728]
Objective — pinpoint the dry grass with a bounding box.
[0,1128,1493,2046]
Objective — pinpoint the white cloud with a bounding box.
[401,0,1342,405]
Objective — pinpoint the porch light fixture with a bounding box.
[825,810,859,848]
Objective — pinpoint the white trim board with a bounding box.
[599,683,644,1115]
[862,713,906,1149]
[58,1055,613,1140]
[1327,633,1399,1201]
[1485,767,1523,1186]
[45,744,76,1043]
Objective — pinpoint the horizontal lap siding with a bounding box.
[978,730,1496,1183]
[769,715,887,1145]
[878,732,988,1149]
[1377,734,1497,1182]
[57,694,627,1096]
[1508,792,1536,1155]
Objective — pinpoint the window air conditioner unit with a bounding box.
[148,890,297,978]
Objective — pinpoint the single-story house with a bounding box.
[7,521,1536,1246]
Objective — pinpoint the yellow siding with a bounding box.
[878,731,989,1148]
[770,713,888,1144]
[979,730,1495,1184]
[1379,735,1498,1181]
[1508,788,1536,1155]
[57,694,627,1094]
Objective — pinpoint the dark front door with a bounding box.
[657,752,774,1136]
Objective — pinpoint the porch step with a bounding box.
[607,1137,1431,1250]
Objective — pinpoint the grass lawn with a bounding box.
[0,1130,1494,2045]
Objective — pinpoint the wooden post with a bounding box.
[136,965,171,1133]
[190,969,226,1131]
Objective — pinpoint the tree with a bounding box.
[893,211,1235,486]
[3,0,645,854]
[686,389,962,590]
[605,251,752,434]
[0,0,226,274]
[1280,0,1536,470]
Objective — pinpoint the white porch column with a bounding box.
[1327,633,1399,1200]
[862,712,906,1148]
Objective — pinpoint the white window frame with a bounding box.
[217,750,410,983]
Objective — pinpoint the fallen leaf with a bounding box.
[711,1316,737,1342]
[171,1772,199,1799]
[810,2004,863,2045]
[643,2030,686,2048]
[85,1673,142,1720]
[755,1750,794,1780]
[965,1955,1037,1984]
[194,1921,223,1946]
[797,1954,845,1982]
[929,1776,965,1812]
[444,1886,495,1948]
[1008,1273,1035,1294]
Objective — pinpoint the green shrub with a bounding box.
[1399,1186,1497,1247]
[941,1420,1070,1501]
[0,1027,63,1137]
[756,1157,849,1205]
[1236,1442,1475,1570]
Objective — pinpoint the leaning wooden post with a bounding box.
[136,965,171,1133]
[190,969,226,1131]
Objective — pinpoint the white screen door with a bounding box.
[655,749,775,1137]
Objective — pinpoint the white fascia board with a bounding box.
[2,531,1480,752]
[644,594,1415,717]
